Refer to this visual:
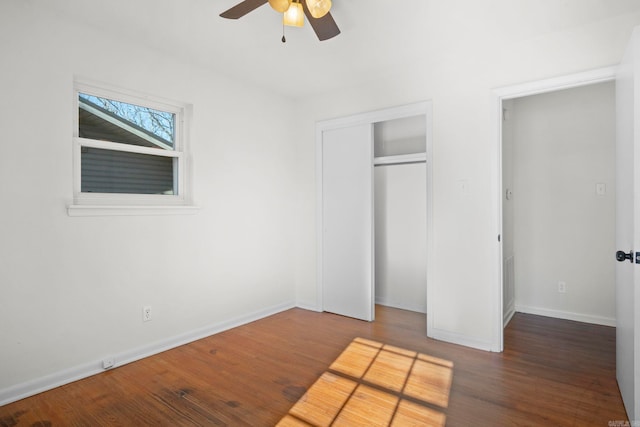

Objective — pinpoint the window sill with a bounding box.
[67,205,200,217]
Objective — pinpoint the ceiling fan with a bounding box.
[220,0,340,42]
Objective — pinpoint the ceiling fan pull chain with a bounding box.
[282,18,286,43]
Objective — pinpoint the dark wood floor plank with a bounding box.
[0,307,628,426]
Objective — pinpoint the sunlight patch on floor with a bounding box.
[277,337,453,427]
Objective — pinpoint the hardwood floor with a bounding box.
[0,306,628,426]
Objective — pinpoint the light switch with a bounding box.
[459,179,469,194]
[596,183,606,196]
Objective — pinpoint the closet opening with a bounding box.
[374,115,427,315]
[317,101,433,334]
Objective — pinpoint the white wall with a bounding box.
[374,163,427,313]
[293,3,640,350]
[510,82,616,325]
[0,2,297,401]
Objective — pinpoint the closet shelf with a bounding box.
[374,152,427,166]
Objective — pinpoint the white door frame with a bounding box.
[316,101,434,330]
[491,66,617,352]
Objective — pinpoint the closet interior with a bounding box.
[373,114,428,313]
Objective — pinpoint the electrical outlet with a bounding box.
[102,357,115,369]
[558,281,566,293]
[143,306,152,322]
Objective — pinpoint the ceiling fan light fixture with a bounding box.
[268,0,292,13]
[306,0,332,19]
[283,1,304,27]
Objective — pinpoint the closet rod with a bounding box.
[374,160,426,167]
[374,153,427,166]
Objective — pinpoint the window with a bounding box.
[70,80,194,214]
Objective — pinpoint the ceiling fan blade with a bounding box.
[220,0,268,19]
[302,3,341,41]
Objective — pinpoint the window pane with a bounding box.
[79,93,175,149]
[81,147,175,195]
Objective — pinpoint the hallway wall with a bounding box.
[510,82,616,325]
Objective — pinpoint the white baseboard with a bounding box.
[515,305,616,327]
[0,301,296,407]
[428,327,497,352]
[504,299,516,327]
[294,300,322,312]
[504,307,516,327]
[375,297,426,314]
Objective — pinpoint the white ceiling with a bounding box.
[41,0,640,100]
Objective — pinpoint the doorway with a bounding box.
[492,67,617,351]
[502,81,616,330]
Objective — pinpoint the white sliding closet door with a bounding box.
[321,124,374,321]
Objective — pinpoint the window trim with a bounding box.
[68,79,196,216]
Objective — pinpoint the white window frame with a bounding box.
[68,79,197,216]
